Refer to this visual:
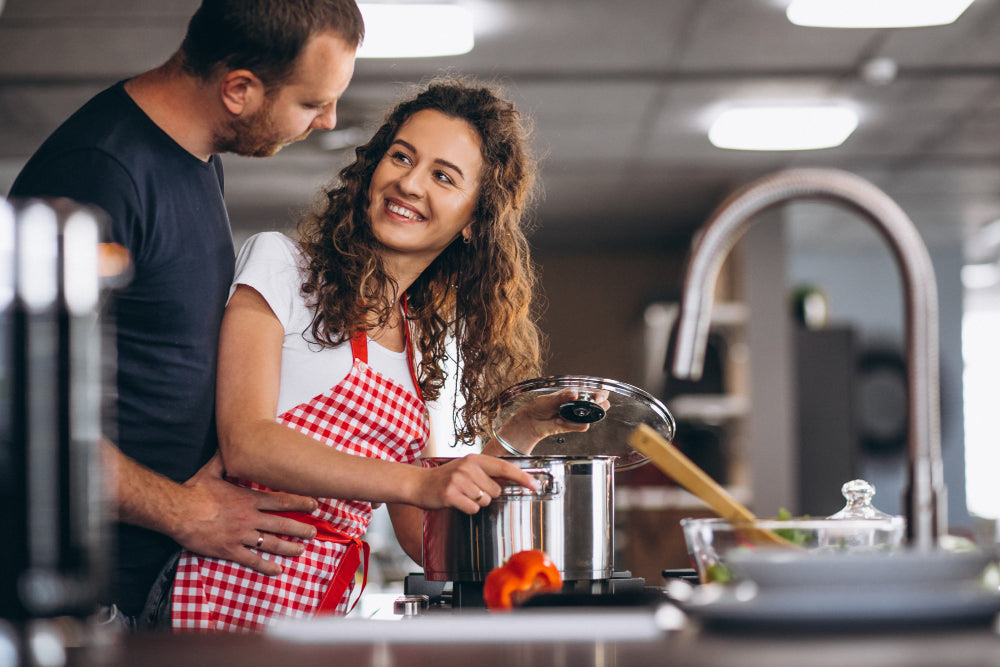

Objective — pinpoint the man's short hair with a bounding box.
[180,0,364,89]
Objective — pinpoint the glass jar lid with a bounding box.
[488,375,676,470]
[827,479,894,520]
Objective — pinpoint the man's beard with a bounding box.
[214,97,309,158]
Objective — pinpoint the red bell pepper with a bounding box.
[482,549,563,611]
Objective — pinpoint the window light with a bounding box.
[708,105,858,151]
[358,4,474,58]
[0,200,13,309]
[786,0,975,29]
[962,263,1000,289]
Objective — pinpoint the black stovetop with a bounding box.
[403,571,665,610]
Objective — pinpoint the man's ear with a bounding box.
[219,69,264,115]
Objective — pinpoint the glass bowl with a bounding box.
[680,516,906,584]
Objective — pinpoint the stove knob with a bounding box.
[393,594,430,617]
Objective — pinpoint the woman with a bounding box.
[170,78,574,632]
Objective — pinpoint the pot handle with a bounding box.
[501,469,560,498]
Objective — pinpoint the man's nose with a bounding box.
[312,106,337,131]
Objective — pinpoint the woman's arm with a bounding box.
[386,502,424,564]
[216,285,539,510]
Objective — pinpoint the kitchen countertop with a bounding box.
[67,612,1000,667]
[118,626,1000,667]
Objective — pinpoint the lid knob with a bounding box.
[828,479,892,519]
[558,393,606,424]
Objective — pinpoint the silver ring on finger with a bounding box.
[256,532,265,549]
[476,489,484,500]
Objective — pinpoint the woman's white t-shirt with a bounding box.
[231,231,419,416]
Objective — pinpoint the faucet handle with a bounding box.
[828,479,893,519]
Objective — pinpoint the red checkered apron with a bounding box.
[171,322,428,632]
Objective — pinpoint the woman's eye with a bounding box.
[390,151,412,165]
[434,171,455,185]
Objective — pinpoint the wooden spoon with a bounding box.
[628,423,798,548]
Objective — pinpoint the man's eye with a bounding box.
[305,101,333,111]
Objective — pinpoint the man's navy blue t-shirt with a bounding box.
[10,81,235,617]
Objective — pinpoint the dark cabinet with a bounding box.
[794,326,858,516]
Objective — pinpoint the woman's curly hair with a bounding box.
[296,76,545,443]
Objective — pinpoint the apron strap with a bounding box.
[272,511,370,615]
[349,328,368,364]
[350,297,423,402]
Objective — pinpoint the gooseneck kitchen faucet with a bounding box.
[670,168,946,550]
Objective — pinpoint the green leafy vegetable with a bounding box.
[773,507,812,546]
[705,563,732,583]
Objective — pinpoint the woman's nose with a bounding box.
[397,167,427,197]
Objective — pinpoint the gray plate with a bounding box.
[728,549,991,589]
[684,581,1000,629]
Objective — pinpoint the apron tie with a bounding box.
[272,511,370,615]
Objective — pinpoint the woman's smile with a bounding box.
[385,199,426,222]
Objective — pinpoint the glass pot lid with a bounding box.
[488,375,676,470]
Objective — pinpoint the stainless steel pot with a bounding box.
[423,455,615,582]
[421,375,675,583]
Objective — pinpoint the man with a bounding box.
[8,0,364,627]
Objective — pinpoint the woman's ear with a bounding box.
[219,69,265,116]
[461,223,474,242]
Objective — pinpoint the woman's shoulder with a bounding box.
[231,231,312,324]
[237,231,306,267]
[241,230,299,255]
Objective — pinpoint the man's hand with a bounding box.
[110,444,317,576]
[172,453,318,575]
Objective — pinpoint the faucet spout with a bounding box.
[672,168,945,549]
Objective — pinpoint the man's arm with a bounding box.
[104,440,318,575]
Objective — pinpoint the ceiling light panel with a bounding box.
[358,4,474,58]
[708,105,859,151]
[786,0,975,29]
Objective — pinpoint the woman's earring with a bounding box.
[462,235,471,245]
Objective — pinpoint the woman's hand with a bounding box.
[493,388,611,453]
[417,454,540,514]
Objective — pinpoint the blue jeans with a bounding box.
[100,550,179,633]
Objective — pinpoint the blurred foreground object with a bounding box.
[2,198,126,664]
